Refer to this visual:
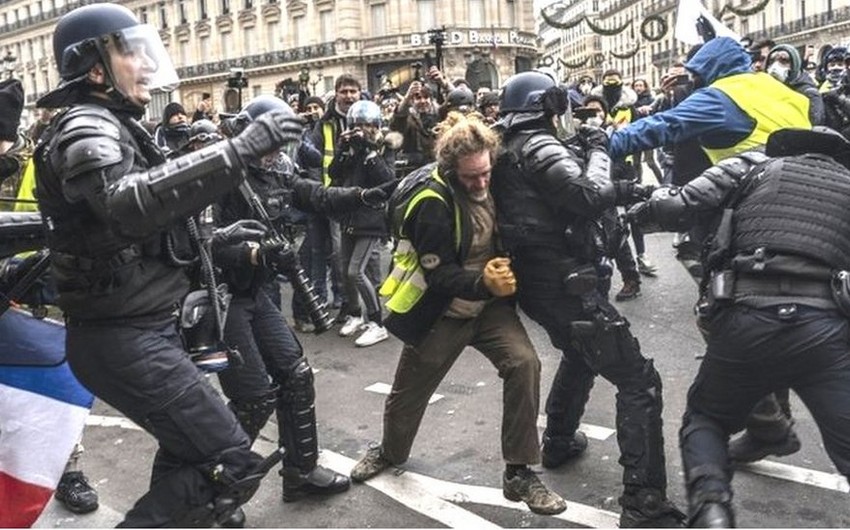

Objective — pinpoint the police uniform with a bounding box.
[492,70,684,527]
[629,128,850,526]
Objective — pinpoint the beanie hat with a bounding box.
[161,101,187,125]
[767,44,802,81]
[303,96,325,109]
[0,79,24,142]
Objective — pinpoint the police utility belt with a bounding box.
[707,269,850,316]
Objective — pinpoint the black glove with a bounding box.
[614,181,656,204]
[360,179,400,209]
[230,110,303,162]
[625,201,652,226]
[260,234,297,271]
[0,154,21,185]
[578,124,609,152]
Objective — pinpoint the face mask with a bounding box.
[767,63,790,83]
[579,82,592,95]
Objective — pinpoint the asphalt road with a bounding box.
[35,233,850,528]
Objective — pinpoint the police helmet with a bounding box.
[499,70,568,116]
[825,47,848,66]
[39,3,178,108]
[346,100,382,129]
[232,95,296,136]
[445,87,475,112]
[187,119,222,146]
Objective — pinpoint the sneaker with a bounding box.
[281,465,350,502]
[293,319,316,333]
[354,322,389,347]
[636,254,658,277]
[503,468,567,515]
[351,444,393,483]
[339,315,365,337]
[55,471,99,514]
[728,429,801,463]
[541,431,588,469]
[615,278,641,301]
[619,489,686,528]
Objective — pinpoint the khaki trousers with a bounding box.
[381,299,542,465]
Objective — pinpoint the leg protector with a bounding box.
[276,357,318,473]
[228,385,279,443]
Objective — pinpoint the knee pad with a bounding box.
[276,357,319,472]
[228,385,279,443]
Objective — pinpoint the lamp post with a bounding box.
[3,50,17,79]
[310,70,323,95]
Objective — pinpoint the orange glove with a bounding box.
[482,257,517,297]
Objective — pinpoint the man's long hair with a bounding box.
[434,112,500,176]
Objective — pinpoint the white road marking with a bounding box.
[535,415,616,441]
[365,382,444,404]
[320,450,620,528]
[86,414,143,431]
[738,459,850,493]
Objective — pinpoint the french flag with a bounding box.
[0,308,93,527]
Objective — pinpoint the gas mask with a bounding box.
[767,62,791,83]
[827,66,846,85]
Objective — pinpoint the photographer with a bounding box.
[329,100,396,347]
[211,96,393,524]
[390,80,439,173]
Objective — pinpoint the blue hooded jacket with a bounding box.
[609,37,756,160]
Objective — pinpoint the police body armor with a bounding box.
[493,131,580,251]
[732,154,850,271]
[36,104,191,320]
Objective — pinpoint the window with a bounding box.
[252,85,262,98]
[417,0,435,32]
[139,6,148,23]
[42,71,50,91]
[199,0,208,19]
[319,10,332,42]
[468,0,483,27]
[178,40,188,65]
[159,2,168,29]
[506,0,515,27]
[220,32,231,58]
[370,3,386,37]
[221,0,230,15]
[266,21,278,51]
[178,0,187,24]
[244,0,253,9]
[198,35,209,58]
[292,15,303,46]
[243,26,254,55]
[30,72,37,95]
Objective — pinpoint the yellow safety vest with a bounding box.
[379,168,462,314]
[610,107,634,164]
[13,159,38,213]
[704,72,811,164]
[321,121,335,187]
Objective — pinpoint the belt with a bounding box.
[734,275,833,300]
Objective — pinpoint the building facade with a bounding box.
[537,0,850,90]
[1,0,539,125]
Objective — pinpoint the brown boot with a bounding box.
[616,277,641,301]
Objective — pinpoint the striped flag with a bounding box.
[0,308,93,527]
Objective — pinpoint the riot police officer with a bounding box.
[33,4,302,526]
[627,127,850,527]
[490,70,684,527]
[211,96,391,519]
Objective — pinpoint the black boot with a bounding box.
[690,501,734,528]
[541,431,588,468]
[619,489,686,528]
[687,480,735,528]
[728,429,801,463]
[281,466,351,502]
[55,471,98,514]
[219,507,246,528]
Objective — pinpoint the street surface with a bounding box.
[35,233,850,528]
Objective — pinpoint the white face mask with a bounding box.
[579,82,593,95]
[767,63,790,83]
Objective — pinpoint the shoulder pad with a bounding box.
[521,133,570,172]
[714,152,765,179]
[54,104,124,181]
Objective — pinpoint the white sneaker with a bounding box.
[339,315,365,337]
[354,322,389,347]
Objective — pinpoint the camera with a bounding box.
[427,27,446,47]
[227,67,249,89]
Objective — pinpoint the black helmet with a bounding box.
[499,70,567,116]
[500,71,554,113]
[446,87,475,112]
[39,3,178,109]
[232,95,296,135]
[187,119,222,146]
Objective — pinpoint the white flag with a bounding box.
[674,0,741,45]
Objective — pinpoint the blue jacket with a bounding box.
[609,37,754,160]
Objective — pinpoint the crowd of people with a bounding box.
[3,2,850,527]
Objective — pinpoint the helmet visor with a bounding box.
[105,24,179,93]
